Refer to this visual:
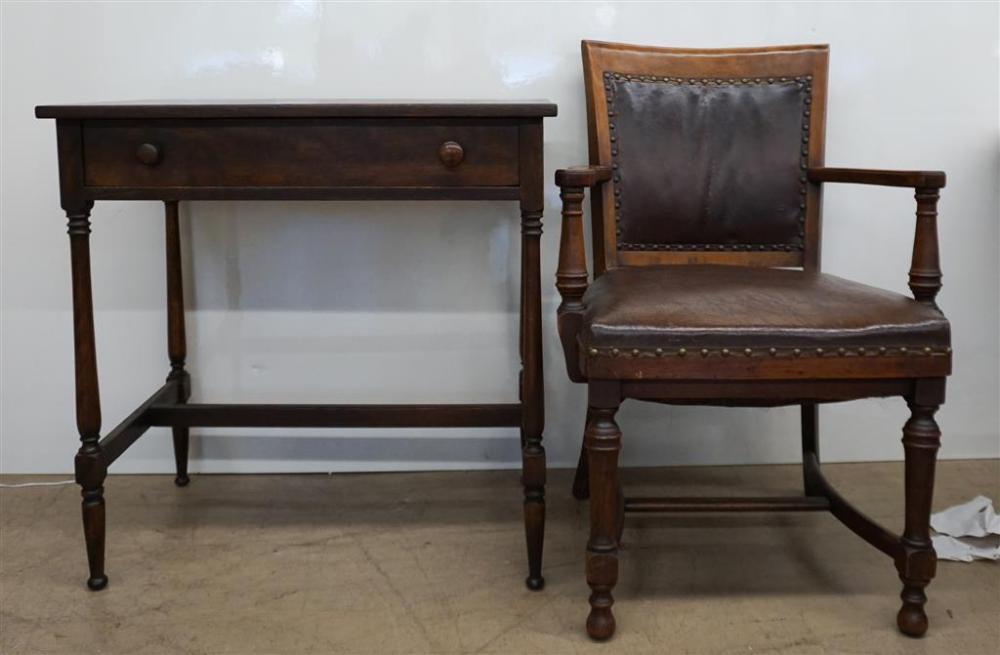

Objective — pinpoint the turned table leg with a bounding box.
[520,206,546,591]
[67,205,108,591]
[519,122,546,591]
[164,200,191,486]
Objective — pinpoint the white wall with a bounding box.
[2,1,997,474]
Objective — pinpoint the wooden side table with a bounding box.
[35,100,557,591]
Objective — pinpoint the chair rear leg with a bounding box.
[801,403,822,496]
[572,408,592,500]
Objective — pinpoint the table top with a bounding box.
[35,100,558,120]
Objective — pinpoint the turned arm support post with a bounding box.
[554,165,611,382]
[908,188,942,306]
[807,167,945,307]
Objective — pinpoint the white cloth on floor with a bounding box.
[930,495,1000,562]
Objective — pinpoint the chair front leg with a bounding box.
[896,398,941,637]
[585,385,622,640]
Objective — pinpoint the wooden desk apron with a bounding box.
[35,100,557,593]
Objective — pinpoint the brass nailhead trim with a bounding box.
[584,346,952,359]
[618,242,801,252]
[605,72,812,253]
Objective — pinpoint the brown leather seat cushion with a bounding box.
[580,265,950,352]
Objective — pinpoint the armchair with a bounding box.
[555,41,950,641]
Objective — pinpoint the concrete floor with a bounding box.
[1,460,998,654]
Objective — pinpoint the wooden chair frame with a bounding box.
[555,41,949,640]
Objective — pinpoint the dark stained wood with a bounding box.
[555,183,589,383]
[584,381,622,641]
[556,41,950,640]
[82,119,520,189]
[164,200,190,487]
[553,165,611,187]
[620,379,913,404]
[36,100,558,120]
[584,349,951,381]
[572,408,593,500]
[617,250,803,268]
[56,121,88,210]
[803,452,900,557]
[98,381,178,465]
[438,140,464,168]
[896,387,942,637]
[808,166,945,308]
[519,120,547,591]
[66,206,107,592]
[87,186,521,201]
[58,119,108,592]
[624,496,830,512]
[801,403,821,495]
[164,201,186,381]
[807,167,945,189]
[40,102,554,593]
[910,188,943,306]
[135,142,161,166]
[146,403,522,428]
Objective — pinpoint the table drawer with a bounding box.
[82,119,520,188]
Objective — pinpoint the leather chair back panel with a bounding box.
[610,77,809,252]
[581,41,829,272]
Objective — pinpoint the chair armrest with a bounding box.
[808,166,946,306]
[553,165,609,382]
[807,167,945,189]
[555,165,612,188]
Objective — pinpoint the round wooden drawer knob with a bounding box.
[135,142,161,166]
[438,141,464,168]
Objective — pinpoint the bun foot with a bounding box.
[174,474,190,487]
[897,602,928,637]
[525,575,545,591]
[87,574,108,591]
[586,607,616,640]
